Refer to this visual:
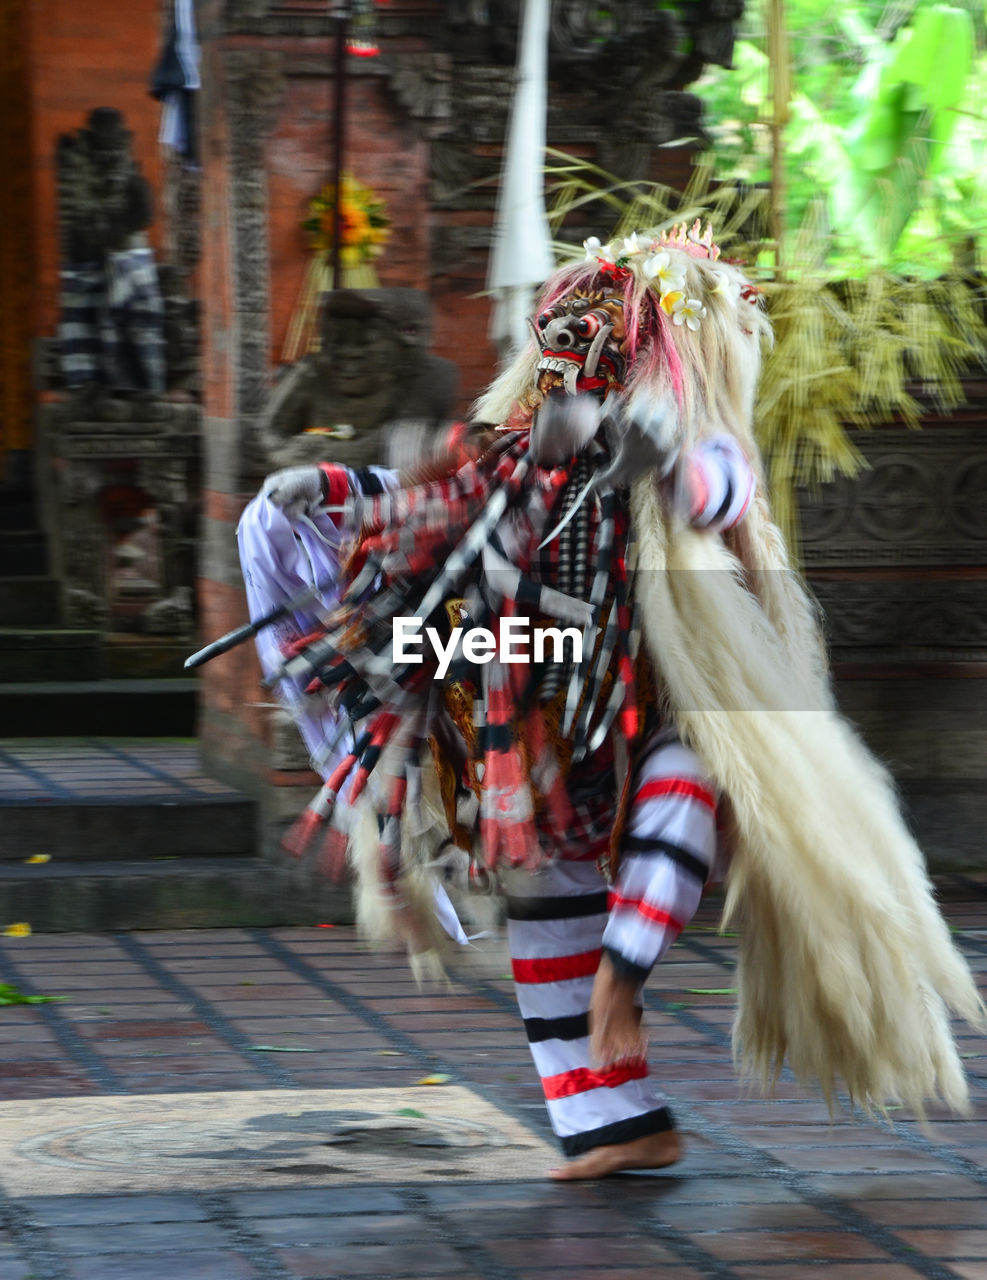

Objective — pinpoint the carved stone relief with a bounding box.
[224,47,286,473]
[386,52,453,141]
[42,97,204,642]
[799,423,987,661]
[382,0,738,213]
[948,456,987,540]
[226,0,273,22]
[161,154,202,293]
[811,580,987,661]
[799,427,987,567]
[40,398,200,637]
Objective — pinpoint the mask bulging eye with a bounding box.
[536,310,558,331]
[575,312,604,339]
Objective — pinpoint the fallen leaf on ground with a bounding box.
[0,983,66,1006]
[250,1044,316,1053]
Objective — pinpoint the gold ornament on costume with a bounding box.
[657,219,721,261]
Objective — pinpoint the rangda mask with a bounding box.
[530,288,627,400]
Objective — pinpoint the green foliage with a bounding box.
[695,0,986,274]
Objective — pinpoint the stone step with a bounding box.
[0,577,60,626]
[0,628,102,681]
[0,793,255,861]
[0,738,255,863]
[0,857,353,931]
[0,495,35,532]
[0,530,48,576]
[0,678,197,736]
[104,639,193,680]
[0,736,348,931]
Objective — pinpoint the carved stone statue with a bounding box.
[56,107,166,394]
[258,288,460,470]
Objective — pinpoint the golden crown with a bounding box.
[658,219,721,262]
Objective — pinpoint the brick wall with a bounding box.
[265,65,429,369]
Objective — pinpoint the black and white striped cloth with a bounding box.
[58,248,166,392]
[503,730,718,1155]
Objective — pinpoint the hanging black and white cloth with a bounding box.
[151,0,201,163]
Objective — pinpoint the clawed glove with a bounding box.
[528,395,602,468]
[262,466,325,520]
[593,390,680,493]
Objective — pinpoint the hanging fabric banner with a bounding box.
[486,0,554,359]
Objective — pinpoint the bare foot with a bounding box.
[550,1128,683,1180]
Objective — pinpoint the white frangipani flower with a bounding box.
[671,296,707,331]
[622,232,644,256]
[643,250,686,296]
[710,269,741,302]
[583,236,616,263]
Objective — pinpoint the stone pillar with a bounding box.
[196,6,290,839]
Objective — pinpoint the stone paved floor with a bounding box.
[0,738,237,802]
[0,877,985,1280]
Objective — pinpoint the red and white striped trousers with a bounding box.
[502,733,718,1156]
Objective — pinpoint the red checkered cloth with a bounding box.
[281,429,641,876]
